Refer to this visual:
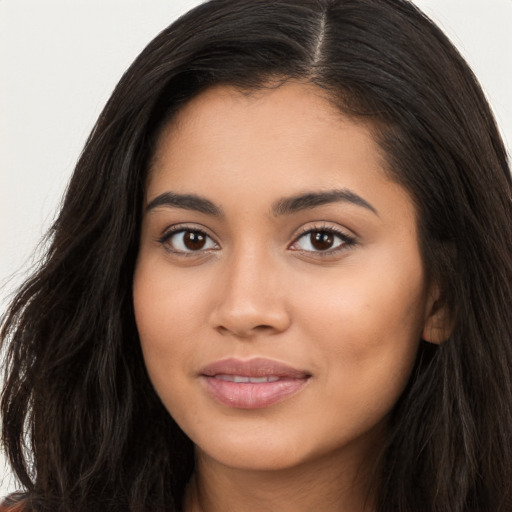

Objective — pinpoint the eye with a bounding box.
[290,227,355,253]
[160,228,218,253]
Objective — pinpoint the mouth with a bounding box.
[200,358,311,409]
[213,375,281,383]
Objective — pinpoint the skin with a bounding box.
[133,81,443,512]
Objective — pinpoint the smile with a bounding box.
[200,358,311,409]
[214,375,281,383]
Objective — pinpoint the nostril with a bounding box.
[209,287,291,337]
[254,324,276,332]
[215,323,280,338]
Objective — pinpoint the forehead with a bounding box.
[146,81,414,226]
[150,82,384,181]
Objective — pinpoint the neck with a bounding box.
[184,445,380,512]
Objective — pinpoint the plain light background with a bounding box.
[1,0,511,497]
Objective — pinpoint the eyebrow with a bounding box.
[271,189,378,217]
[145,188,378,217]
[146,191,224,216]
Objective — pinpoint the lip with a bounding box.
[200,358,311,409]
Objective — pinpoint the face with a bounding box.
[133,82,437,474]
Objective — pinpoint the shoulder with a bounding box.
[0,495,26,512]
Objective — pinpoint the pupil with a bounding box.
[184,231,206,250]
[311,231,334,250]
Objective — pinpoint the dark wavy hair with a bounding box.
[2,0,511,511]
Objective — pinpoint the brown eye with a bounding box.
[310,231,334,250]
[291,228,354,254]
[163,229,217,253]
[183,231,207,250]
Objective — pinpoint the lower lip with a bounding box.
[202,376,309,409]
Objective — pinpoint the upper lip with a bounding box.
[200,358,310,379]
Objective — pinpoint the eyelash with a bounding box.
[158,224,218,257]
[289,224,357,257]
[157,224,357,257]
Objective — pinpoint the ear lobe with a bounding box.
[422,289,453,345]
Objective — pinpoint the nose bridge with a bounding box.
[210,240,290,336]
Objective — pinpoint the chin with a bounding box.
[196,441,312,472]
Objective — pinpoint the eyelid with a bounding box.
[157,223,220,255]
[155,222,356,258]
[288,223,357,255]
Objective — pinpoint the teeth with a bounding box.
[249,377,271,383]
[215,374,280,383]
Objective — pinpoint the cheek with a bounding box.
[132,259,209,394]
[134,254,209,339]
[293,256,426,400]
[304,243,426,340]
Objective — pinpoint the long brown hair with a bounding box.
[2,1,511,510]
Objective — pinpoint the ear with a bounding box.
[422,285,453,345]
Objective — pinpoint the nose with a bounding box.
[208,247,291,338]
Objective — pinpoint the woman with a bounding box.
[1,0,511,511]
